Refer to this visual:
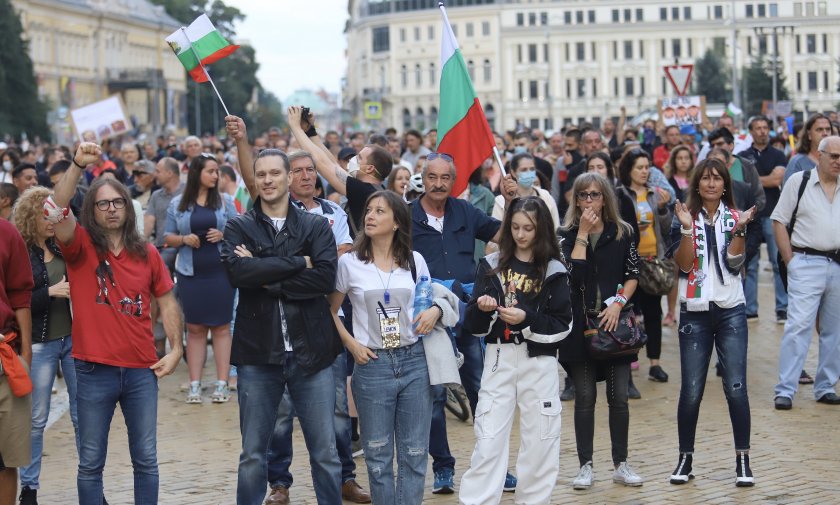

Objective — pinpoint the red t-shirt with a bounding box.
[60,224,174,368]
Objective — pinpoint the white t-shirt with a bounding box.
[305,200,352,247]
[335,251,430,349]
[269,217,291,350]
[425,212,444,233]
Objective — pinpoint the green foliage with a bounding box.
[742,55,790,117]
[693,49,730,104]
[0,0,50,141]
[249,89,287,137]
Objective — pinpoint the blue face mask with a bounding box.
[517,170,537,189]
[513,146,528,155]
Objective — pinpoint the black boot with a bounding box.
[735,452,754,487]
[19,487,37,505]
[560,376,575,401]
[670,453,694,484]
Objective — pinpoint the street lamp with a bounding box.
[753,25,795,129]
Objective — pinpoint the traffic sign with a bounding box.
[364,101,382,120]
[664,65,693,96]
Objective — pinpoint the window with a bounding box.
[543,44,549,62]
[640,77,646,96]
[576,42,585,61]
[400,65,407,87]
[612,41,618,60]
[530,118,540,130]
[822,34,827,52]
[528,44,538,63]
[625,77,635,96]
[517,13,524,26]
[624,41,633,59]
[372,27,389,53]
[529,12,537,26]
[746,4,754,17]
[806,3,814,16]
[818,2,827,15]
[591,78,598,97]
[661,39,666,58]
[541,12,548,25]
[805,34,815,53]
[684,6,691,20]
[672,38,682,57]
[747,36,753,56]
[588,10,596,23]
[714,5,724,19]
[466,23,473,37]
[577,79,586,98]
[808,71,818,91]
[796,34,801,53]
[794,3,802,17]
[530,80,539,99]
[612,9,619,22]
[660,7,667,20]
[429,63,436,86]
[639,40,645,58]
[483,59,491,83]
[428,26,434,40]
[796,72,802,91]
[758,4,766,16]
[467,60,474,81]
[565,43,570,61]
[613,78,619,96]
[482,21,490,36]
[414,27,420,41]
[713,37,726,55]
[519,81,524,100]
[591,42,597,61]
[566,80,572,99]
[769,3,778,16]
[415,64,422,87]
[824,71,830,90]
[624,9,631,22]
[564,11,572,24]
[576,10,584,24]
[399,28,406,43]
[672,7,679,20]
[636,8,643,21]
[687,39,693,57]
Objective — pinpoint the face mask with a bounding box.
[513,146,528,155]
[347,156,360,177]
[517,170,537,189]
[2,161,10,171]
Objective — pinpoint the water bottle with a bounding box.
[413,275,433,334]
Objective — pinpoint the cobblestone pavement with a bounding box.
[35,263,839,504]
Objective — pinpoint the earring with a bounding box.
[722,189,726,195]
[393,227,398,231]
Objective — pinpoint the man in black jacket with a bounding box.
[221,149,343,505]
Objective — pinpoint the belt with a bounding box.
[792,247,840,263]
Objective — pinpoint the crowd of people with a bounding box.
[0,105,838,505]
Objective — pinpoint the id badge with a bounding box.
[380,317,401,349]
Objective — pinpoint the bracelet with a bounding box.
[305,126,318,138]
[733,228,746,238]
[181,235,186,246]
[680,226,692,237]
[615,294,628,307]
[72,158,86,169]
[574,237,589,247]
[432,303,444,318]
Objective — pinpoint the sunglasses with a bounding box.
[576,191,603,201]
[426,152,453,162]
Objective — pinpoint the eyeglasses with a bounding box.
[819,151,840,161]
[95,198,127,211]
[426,152,453,162]
[576,191,604,201]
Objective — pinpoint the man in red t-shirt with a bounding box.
[653,125,682,169]
[49,142,183,504]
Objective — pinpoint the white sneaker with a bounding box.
[573,462,593,489]
[186,381,202,404]
[613,462,644,487]
[211,381,230,403]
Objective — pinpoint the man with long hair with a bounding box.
[48,142,184,504]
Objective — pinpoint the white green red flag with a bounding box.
[166,14,239,83]
[436,1,496,197]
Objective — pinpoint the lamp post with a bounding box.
[753,25,794,129]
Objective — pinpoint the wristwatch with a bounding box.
[733,227,746,238]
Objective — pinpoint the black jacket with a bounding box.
[559,222,640,364]
[221,197,341,373]
[28,240,71,343]
[464,253,573,359]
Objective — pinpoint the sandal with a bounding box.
[662,313,676,327]
[799,370,814,384]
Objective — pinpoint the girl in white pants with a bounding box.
[459,196,573,505]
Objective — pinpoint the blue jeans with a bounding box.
[267,352,355,488]
[775,254,840,399]
[744,217,788,315]
[429,328,482,473]
[236,354,341,505]
[352,342,433,505]
[20,336,79,489]
[677,303,751,453]
[75,360,159,505]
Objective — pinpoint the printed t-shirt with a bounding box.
[60,223,174,368]
[635,192,657,257]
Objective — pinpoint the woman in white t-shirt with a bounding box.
[330,190,440,505]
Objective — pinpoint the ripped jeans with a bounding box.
[352,341,433,505]
[677,303,751,453]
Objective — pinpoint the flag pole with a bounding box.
[181,26,230,117]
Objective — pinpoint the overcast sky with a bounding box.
[230,0,348,102]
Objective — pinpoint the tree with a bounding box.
[0,0,50,140]
[249,89,286,137]
[742,55,790,117]
[693,49,730,104]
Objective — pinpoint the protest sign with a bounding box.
[69,95,130,143]
[658,96,707,127]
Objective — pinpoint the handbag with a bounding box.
[579,282,646,360]
[637,256,675,296]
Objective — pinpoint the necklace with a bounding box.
[375,258,395,304]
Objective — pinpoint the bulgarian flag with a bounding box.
[166,14,239,83]
[436,1,496,197]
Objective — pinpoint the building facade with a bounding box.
[344,0,840,132]
[12,0,188,143]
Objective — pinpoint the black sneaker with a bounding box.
[560,377,575,401]
[775,310,787,324]
[628,377,641,399]
[715,362,723,377]
[735,453,754,487]
[670,453,694,484]
[19,486,37,505]
[746,314,759,323]
[649,365,669,383]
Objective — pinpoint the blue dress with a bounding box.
[177,204,235,326]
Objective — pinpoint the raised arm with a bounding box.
[615,105,627,145]
[225,115,257,200]
[288,106,349,195]
[50,143,101,244]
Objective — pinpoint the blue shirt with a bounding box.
[411,196,500,283]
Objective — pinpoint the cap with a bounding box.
[679,124,697,136]
[338,147,356,161]
[133,159,156,175]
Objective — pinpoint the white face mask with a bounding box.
[2,160,11,171]
[347,156,360,177]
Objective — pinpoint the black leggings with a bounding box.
[569,360,631,466]
[634,289,663,360]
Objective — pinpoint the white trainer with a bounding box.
[613,462,644,487]
[573,462,593,490]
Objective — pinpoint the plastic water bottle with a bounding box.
[413,276,433,334]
